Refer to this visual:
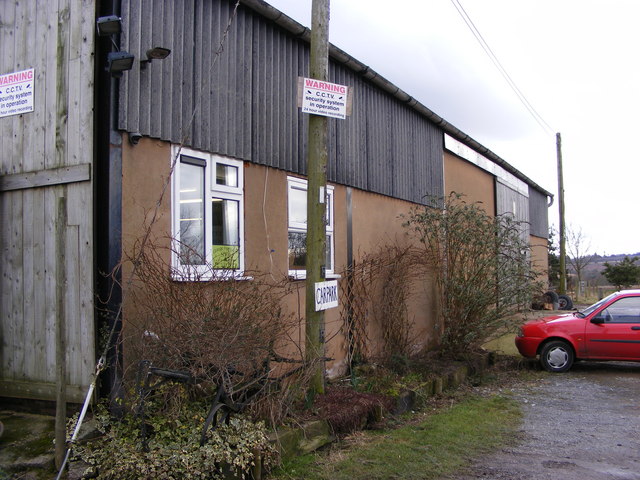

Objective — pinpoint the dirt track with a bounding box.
[457,361,640,479]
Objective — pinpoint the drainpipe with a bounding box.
[95,0,125,413]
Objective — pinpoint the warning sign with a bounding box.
[298,77,352,120]
[0,68,35,119]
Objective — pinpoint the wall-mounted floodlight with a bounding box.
[140,47,171,69]
[97,15,122,36]
[107,51,135,77]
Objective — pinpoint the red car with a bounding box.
[516,290,640,372]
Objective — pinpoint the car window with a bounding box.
[582,293,618,316]
[600,297,640,323]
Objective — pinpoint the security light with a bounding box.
[96,15,122,36]
[140,47,172,69]
[107,51,135,77]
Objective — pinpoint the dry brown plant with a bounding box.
[341,243,419,369]
[114,236,307,423]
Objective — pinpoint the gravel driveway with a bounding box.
[458,361,640,479]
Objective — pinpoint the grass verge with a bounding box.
[270,393,522,480]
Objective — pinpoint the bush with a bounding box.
[114,236,305,426]
[404,193,541,354]
[340,243,419,367]
[71,386,276,479]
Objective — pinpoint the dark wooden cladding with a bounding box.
[119,0,443,204]
[496,181,530,241]
[528,187,549,238]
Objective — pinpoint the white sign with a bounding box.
[298,77,351,120]
[315,280,339,311]
[0,68,35,119]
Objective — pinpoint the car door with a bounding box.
[584,296,640,359]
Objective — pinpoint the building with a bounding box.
[0,0,551,403]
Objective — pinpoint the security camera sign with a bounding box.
[298,77,352,120]
[0,69,35,119]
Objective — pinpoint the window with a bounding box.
[172,146,244,279]
[600,297,640,323]
[287,176,334,279]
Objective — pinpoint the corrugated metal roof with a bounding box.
[241,0,553,200]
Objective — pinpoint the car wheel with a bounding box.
[557,294,573,310]
[540,340,574,373]
[543,291,559,304]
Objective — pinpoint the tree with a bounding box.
[404,193,542,354]
[548,228,560,288]
[602,256,640,290]
[566,225,597,301]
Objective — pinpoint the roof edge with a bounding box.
[240,0,553,200]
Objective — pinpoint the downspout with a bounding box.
[94,0,125,411]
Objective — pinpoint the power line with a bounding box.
[449,0,555,135]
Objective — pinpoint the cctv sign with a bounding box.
[298,77,352,120]
[0,69,35,119]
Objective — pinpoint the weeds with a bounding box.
[271,393,521,480]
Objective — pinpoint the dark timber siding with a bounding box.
[528,187,549,238]
[496,181,530,241]
[118,0,443,204]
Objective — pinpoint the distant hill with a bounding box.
[571,252,640,285]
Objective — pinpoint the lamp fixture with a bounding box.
[97,15,134,77]
[96,15,122,36]
[140,47,171,69]
[107,51,135,77]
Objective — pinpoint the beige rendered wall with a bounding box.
[530,234,549,288]
[349,189,440,358]
[444,151,495,214]
[120,139,439,378]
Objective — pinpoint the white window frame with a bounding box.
[287,176,335,280]
[171,145,245,280]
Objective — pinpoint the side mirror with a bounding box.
[591,316,605,325]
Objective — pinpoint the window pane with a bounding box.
[179,162,205,265]
[288,232,332,272]
[216,163,238,187]
[603,297,640,323]
[212,198,239,269]
[289,186,307,226]
[288,232,307,270]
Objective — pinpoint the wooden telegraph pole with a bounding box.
[305,0,330,404]
[556,132,567,295]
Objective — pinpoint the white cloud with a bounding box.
[266,0,640,254]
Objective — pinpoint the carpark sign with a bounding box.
[314,280,339,311]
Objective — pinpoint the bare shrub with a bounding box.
[341,243,419,368]
[119,236,305,424]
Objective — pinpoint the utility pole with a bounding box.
[305,0,330,404]
[556,132,567,295]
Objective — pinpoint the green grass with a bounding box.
[270,394,522,480]
[483,332,520,356]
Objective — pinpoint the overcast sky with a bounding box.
[265,0,640,256]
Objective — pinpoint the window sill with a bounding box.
[288,272,341,281]
[171,271,253,282]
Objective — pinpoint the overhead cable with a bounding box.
[449,0,555,135]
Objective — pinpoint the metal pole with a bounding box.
[305,0,330,404]
[557,132,567,295]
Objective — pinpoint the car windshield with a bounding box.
[577,293,618,317]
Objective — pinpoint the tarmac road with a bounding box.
[458,361,640,479]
